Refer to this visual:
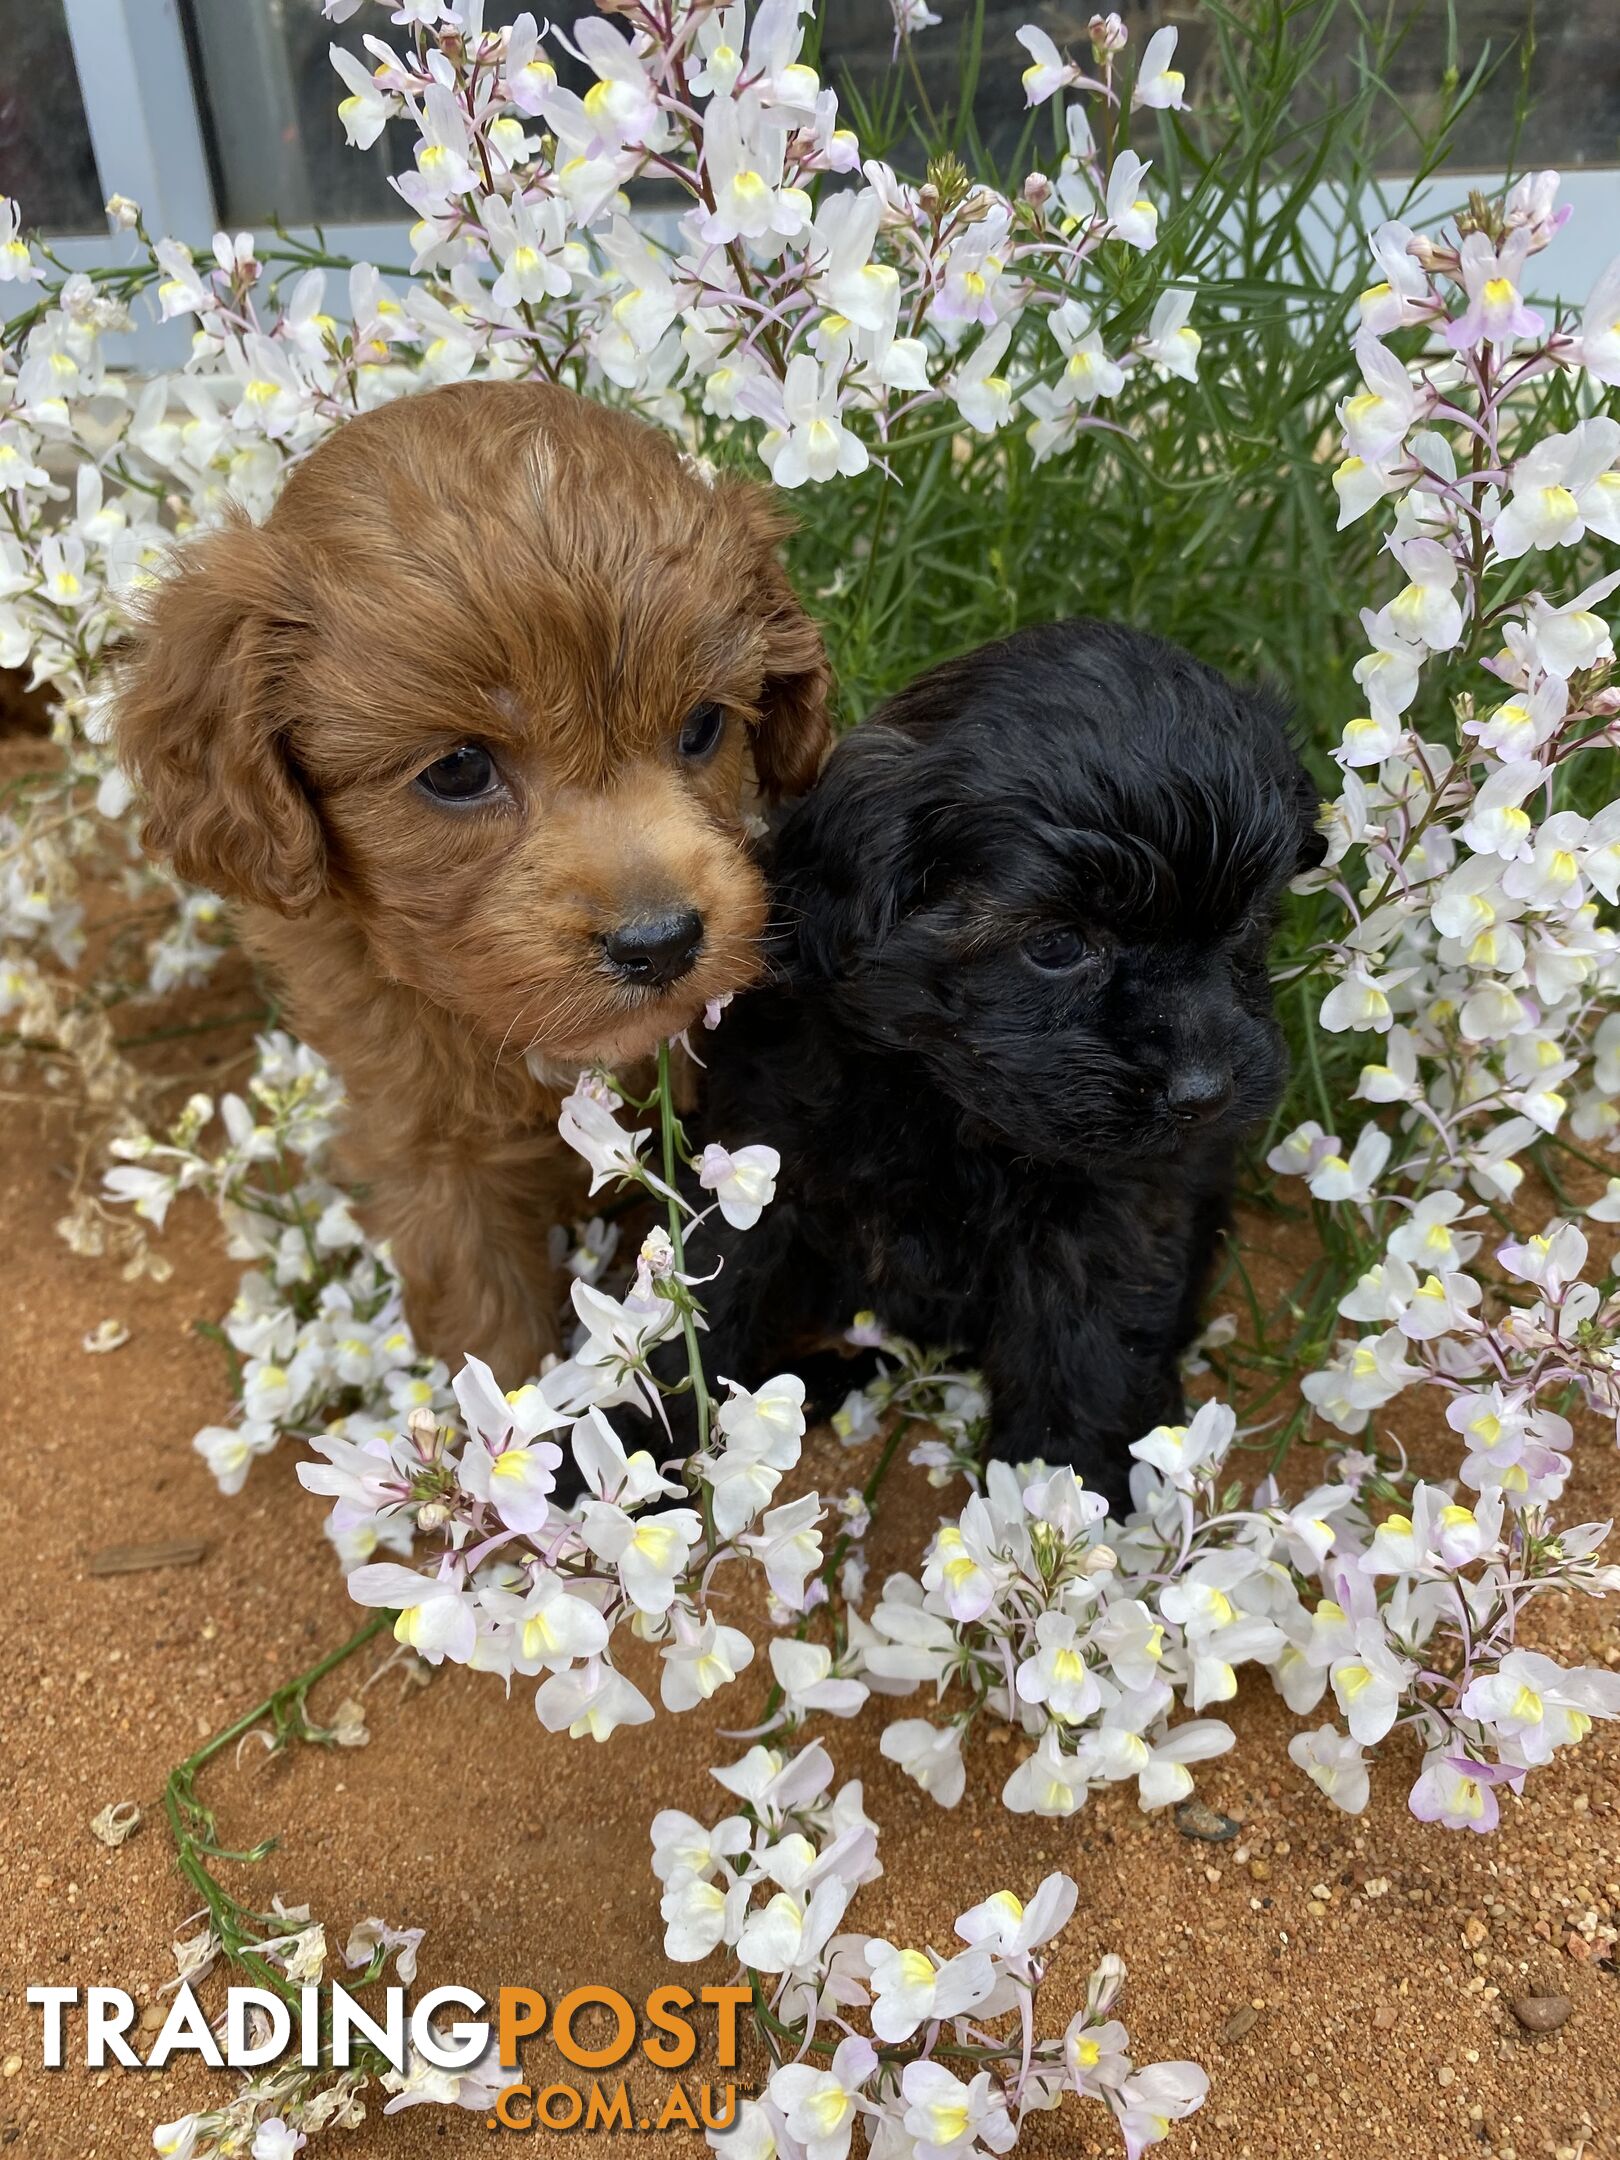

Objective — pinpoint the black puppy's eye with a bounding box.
[417,745,499,802]
[677,702,725,761]
[1022,926,1091,974]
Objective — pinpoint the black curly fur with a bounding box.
[673,618,1326,1511]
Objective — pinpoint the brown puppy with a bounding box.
[115,379,830,1382]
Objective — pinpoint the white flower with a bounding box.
[661,1613,755,1711]
[1491,418,1620,559]
[760,355,868,489]
[195,1420,278,1496]
[1015,26,1077,106]
[900,2061,1015,2159]
[1575,252,1620,385]
[1140,288,1200,381]
[659,1868,734,1962]
[482,1572,610,1675]
[1104,151,1158,252]
[1051,300,1125,403]
[922,1503,1002,1620]
[1130,1398,1236,1488]
[252,2118,305,2160]
[1387,1192,1480,1271]
[1340,336,1425,460]
[484,194,575,307]
[0,195,35,280]
[1002,1728,1089,1816]
[347,1563,477,1666]
[740,1493,824,1608]
[1358,219,1430,334]
[1461,1649,1620,1766]
[768,2036,877,2160]
[330,46,397,149]
[810,188,899,335]
[574,14,663,151]
[865,1940,995,2042]
[1384,535,1463,650]
[1332,446,1412,526]
[1329,1627,1413,1744]
[558,1077,656,1194]
[1288,1724,1370,1813]
[1015,1609,1103,1724]
[1306,1121,1391,1204]
[1091,1600,1168,1690]
[881,1717,966,1806]
[955,1872,1077,1958]
[534,1657,654,1742]
[1447,227,1544,351]
[769,1637,868,1719]
[1114,2062,1209,2155]
[650,1805,750,1886]
[1318,964,1402,1034]
[700,92,810,247]
[582,1500,702,1615]
[1133,27,1186,109]
[735,1878,849,1978]
[698,1141,780,1228]
[1095,1710,1236,1809]
[951,323,1016,431]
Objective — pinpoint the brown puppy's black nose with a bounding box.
[1168,1066,1233,1125]
[601,909,704,988]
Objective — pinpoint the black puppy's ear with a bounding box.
[773,722,919,975]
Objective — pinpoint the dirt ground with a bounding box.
[4,758,1620,2158]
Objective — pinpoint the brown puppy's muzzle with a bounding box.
[599,905,707,989]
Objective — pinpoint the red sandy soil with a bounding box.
[3,747,1619,2160]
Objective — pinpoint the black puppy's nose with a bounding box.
[601,909,704,988]
[1168,1066,1233,1125]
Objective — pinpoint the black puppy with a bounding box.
[681,619,1323,1511]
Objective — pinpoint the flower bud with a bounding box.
[1022,171,1052,210]
[1089,12,1128,55]
[105,194,142,231]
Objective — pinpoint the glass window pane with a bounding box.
[0,0,104,234]
[818,1,1620,179]
[180,0,528,229]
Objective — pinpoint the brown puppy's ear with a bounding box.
[115,517,324,916]
[724,482,834,800]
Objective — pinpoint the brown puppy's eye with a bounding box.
[417,745,499,802]
[677,702,725,761]
[1022,926,1091,974]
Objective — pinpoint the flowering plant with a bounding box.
[3,4,1620,2155]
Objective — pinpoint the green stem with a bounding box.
[161,1613,392,2009]
[656,1040,711,1455]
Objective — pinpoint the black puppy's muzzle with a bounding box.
[1166,1063,1234,1127]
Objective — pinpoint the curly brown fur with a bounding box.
[115,380,830,1382]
